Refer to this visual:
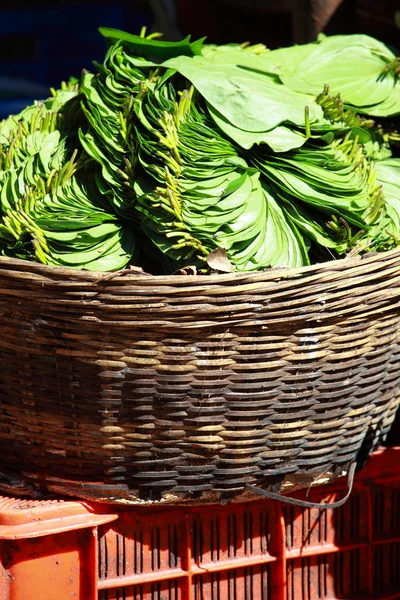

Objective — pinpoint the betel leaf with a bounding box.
[354,84,400,117]
[1,29,400,273]
[207,103,307,151]
[162,54,323,133]
[99,27,205,59]
[282,46,395,107]
[278,33,400,117]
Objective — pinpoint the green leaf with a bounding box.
[208,103,307,151]
[162,55,323,133]
[99,28,205,59]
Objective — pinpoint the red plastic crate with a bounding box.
[0,448,400,600]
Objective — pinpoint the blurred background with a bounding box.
[0,0,400,119]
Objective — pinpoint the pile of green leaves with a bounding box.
[0,82,134,270]
[1,29,400,272]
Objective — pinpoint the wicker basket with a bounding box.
[0,249,399,504]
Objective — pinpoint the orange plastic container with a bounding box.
[0,448,400,600]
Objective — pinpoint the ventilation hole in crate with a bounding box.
[391,488,400,533]
[227,513,238,559]
[244,510,254,555]
[373,541,400,596]
[168,524,179,568]
[287,556,332,600]
[259,511,270,554]
[373,490,384,535]
[350,496,360,542]
[372,487,400,539]
[192,515,226,565]
[116,532,126,577]
[303,557,311,600]
[333,495,368,546]
[153,580,179,600]
[350,549,360,597]
[334,553,344,598]
[151,526,161,571]
[318,556,328,600]
[99,533,108,580]
[209,516,221,562]
[134,529,144,574]
[303,509,311,548]
[334,549,365,598]
[192,519,199,563]
[286,505,330,549]
[335,506,344,546]
[284,504,331,550]
[286,559,294,600]
[194,565,269,600]
[284,506,295,549]
[198,518,204,563]
[390,542,400,589]
[99,580,180,600]
[337,495,361,545]
[374,544,384,593]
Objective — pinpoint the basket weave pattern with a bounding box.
[0,250,399,503]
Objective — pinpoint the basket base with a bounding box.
[0,464,349,506]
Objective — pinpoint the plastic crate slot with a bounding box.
[116,532,126,577]
[211,517,221,563]
[335,548,368,598]
[168,524,179,569]
[98,519,186,587]
[335,493,366,546]
[302,557,312,600]
[193,565,269,600]
[135,529,144,574]
[371,486,400,540]
[227,514,238,559]
[374,544,384,595]
[284,505,331,551]
[373,542,400,597]
[389,542,400,590]
[373,489,385,537]
[390,488,400,534]
[192,519,204,564]
[259,511,270,555]
[287,549,370,600]
[151,527,161,571]
[350,549,360,597]
[350,496,360,542]
[244,511,254,555]
[99,579,180,600]
[284,506,295,550]
[286,559,294,600]
[317,556,328,600]
[303,509,311,548]
[100,531,109,580]
[334,550,344,597]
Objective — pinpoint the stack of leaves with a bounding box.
[268,34,400,118]
[0,83,134,270]
[1,28,400,273]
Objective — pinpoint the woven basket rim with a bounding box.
[1,247,400,286]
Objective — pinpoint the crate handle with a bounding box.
[244,462,356,509]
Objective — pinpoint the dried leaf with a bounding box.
[206,248,235,272]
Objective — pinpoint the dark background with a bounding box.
[0,0,399,116]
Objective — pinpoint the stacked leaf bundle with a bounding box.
[1,30,400,273]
